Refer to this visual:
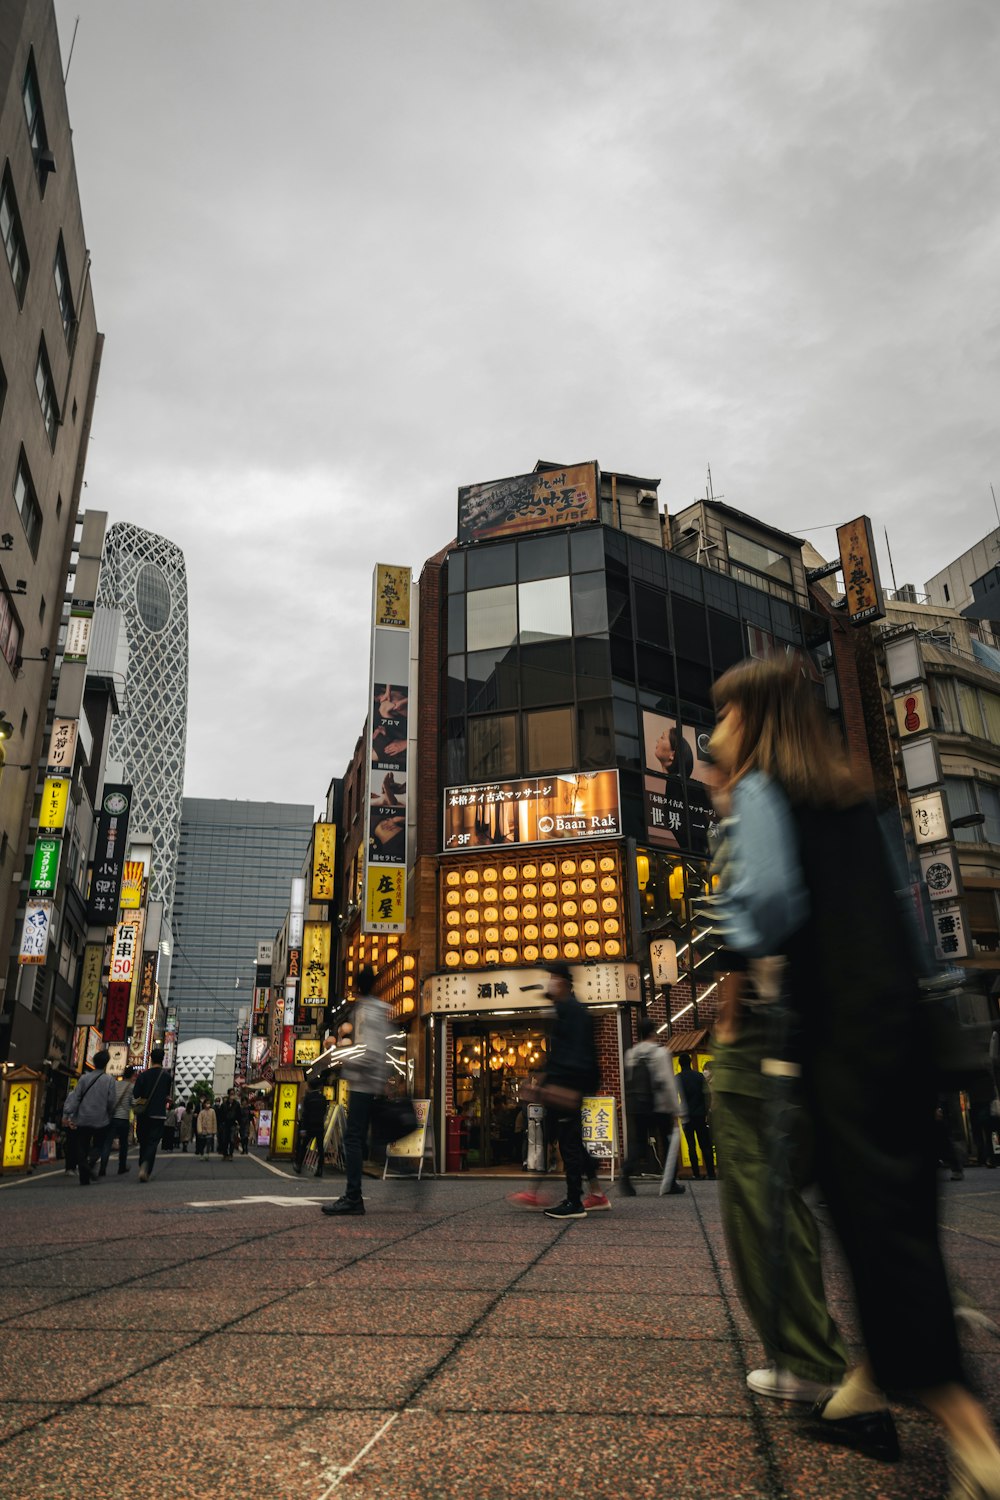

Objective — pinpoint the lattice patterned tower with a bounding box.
[96,524,189,985]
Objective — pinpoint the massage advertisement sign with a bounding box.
[362,564,413,935]
[443,770,621,850]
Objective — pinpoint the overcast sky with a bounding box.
[53,1,1000,809]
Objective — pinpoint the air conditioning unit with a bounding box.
[636,489,657,506]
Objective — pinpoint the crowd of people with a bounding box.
[60,1050,262,1183]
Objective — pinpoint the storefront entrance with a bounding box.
[452,1020,548,1170]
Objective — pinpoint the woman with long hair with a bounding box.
[706,655,1000,1499]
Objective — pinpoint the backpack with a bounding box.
[627,1050,655,1115]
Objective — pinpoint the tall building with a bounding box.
[171,798,315,1044]
[95,523,188,979]
[0,2,103,1062]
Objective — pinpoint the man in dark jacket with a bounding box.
[536,963,599,1220]
[677,1053,715,1179]
[131,1048,173,1182]
[294,1077,329,1177]
[217,1089,241,1161]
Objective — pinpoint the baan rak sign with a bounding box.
[443,770,621,851]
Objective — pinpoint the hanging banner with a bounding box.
[18,900,52,965]
[363,563,413,935]
[311,823,336,902]
[119,862,144,911]
[38,777,70,834]
[75,942,104,1026]
[29,838,62,897]
[301,921,331,1007]
[47,717,79,774]
[87,785,133,923]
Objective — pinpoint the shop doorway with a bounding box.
[453,1021,548,1170]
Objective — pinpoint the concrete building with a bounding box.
[0,2,102,1062]
[171,798,314,1046]
[926,527,1000,614]
[95,522,189,986]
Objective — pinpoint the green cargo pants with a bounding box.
[712,1083,848,1386]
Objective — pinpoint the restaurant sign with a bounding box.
[444,770,620,851]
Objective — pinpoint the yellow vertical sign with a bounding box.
[38,778,70,833]
[365,865,406,931]
[2,1083,34,1170]
[301,921,331,1006]
[311,822,336,902]
[76,943,104,1026]
[375,565,411,628]
[119,861,144,910]
[272,1083,298,1155]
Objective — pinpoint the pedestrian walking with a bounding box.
[196,1099,217,1156]
[179,1101,194,1153]
[294,1077,328,1177]
[321,964,391,1217]
[62,1051,119,1186]
[161,1099,177,1153]
[238,1096,252,1154]
[99,1066,136,1177]
[217,1089,240,1160]
[676,1053,715,1179]
[621,1019,686,1196]
[704,655,1000,1493]
[131,1047,173,1182]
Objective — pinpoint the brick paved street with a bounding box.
[0,1153,997,1499]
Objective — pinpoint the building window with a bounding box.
[22,52,50,194]
[13,450,42,557]
[53,237,76,345]
[518,577,572,643]
[38,595,45,623]
[467,714,517,782]
[943,583,951,603]
[967,890,1000,953]
[1,164,30,304]
[35,339,59,447]
[0,584,24,672]
[467,585,517,653]
[523,706,575,774]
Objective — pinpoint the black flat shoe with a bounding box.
[805,1397,901,1463]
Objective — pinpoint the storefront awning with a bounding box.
[667,1027,712,1054]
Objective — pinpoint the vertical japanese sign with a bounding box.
[29,838,62,897]
[363,563,412,935]
[2,1082,35,1171]
[128,954,157,1068]
[87,785,132,923]
[836,515,885,626]
[311,822,336,902]
[63,601,94,662]
[75,942,105,1026]
[18,900,52,964]
[301,921,331,1007]
[272,1083,298,1155]
[38,778,70,834]
[47,717,79,774]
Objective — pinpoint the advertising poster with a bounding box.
[257,1109,272,1147]
[363,564,412,935]
[443,770,621,850]
[119,862,144,911]
[641,711,713,854]
[581,1096,617,1163]
[458,462,599,545]
[87,785,132,923]
[311,822,336,902]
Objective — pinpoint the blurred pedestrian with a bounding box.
[676,1053,715,1180]
[161,1099,177,1153]
[238,1095,252,1154]
[321,964,391,1217]
[132,1047,173,1182]
[530,963,600,1220]
[196,1098,217,1156]
[704,656,1000,1493]
[621,1019,686,1196]
[100,1066,136,1177]
[294,1078,328,1178]
[62,1050,118,1186]
[217,1089,240,1161]
[179,1101,194,1153]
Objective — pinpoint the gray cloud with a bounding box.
[54,0,1000,801]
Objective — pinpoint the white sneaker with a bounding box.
[746,1365,830,1402]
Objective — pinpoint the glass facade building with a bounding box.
[171,798,315,1044]
[96,522,189,979]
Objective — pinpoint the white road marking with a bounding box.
[185,1195,326,1208]
[317,1411,402,1495]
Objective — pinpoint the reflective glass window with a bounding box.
[725,530,794,586]
[570,527,604,572]
[447,551,465,594]
[468,715,518,781]
[672,596,711,663]
[575,634,612,699]
[467,646,519,713]
[523,707,574,774]
[636,645,673,696]
[571,572,608,636]
[467,585,517,651]
[633,583,668,645]
[709,610,745,674]
[520,640,574,708]
[447,593,466,652]
[518,577,572,643]
[447,655,465,715]
[467,543,516,589]
[578,700,614,769]
[518,532,568,581]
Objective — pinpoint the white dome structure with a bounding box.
[173,1037,235,1101]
